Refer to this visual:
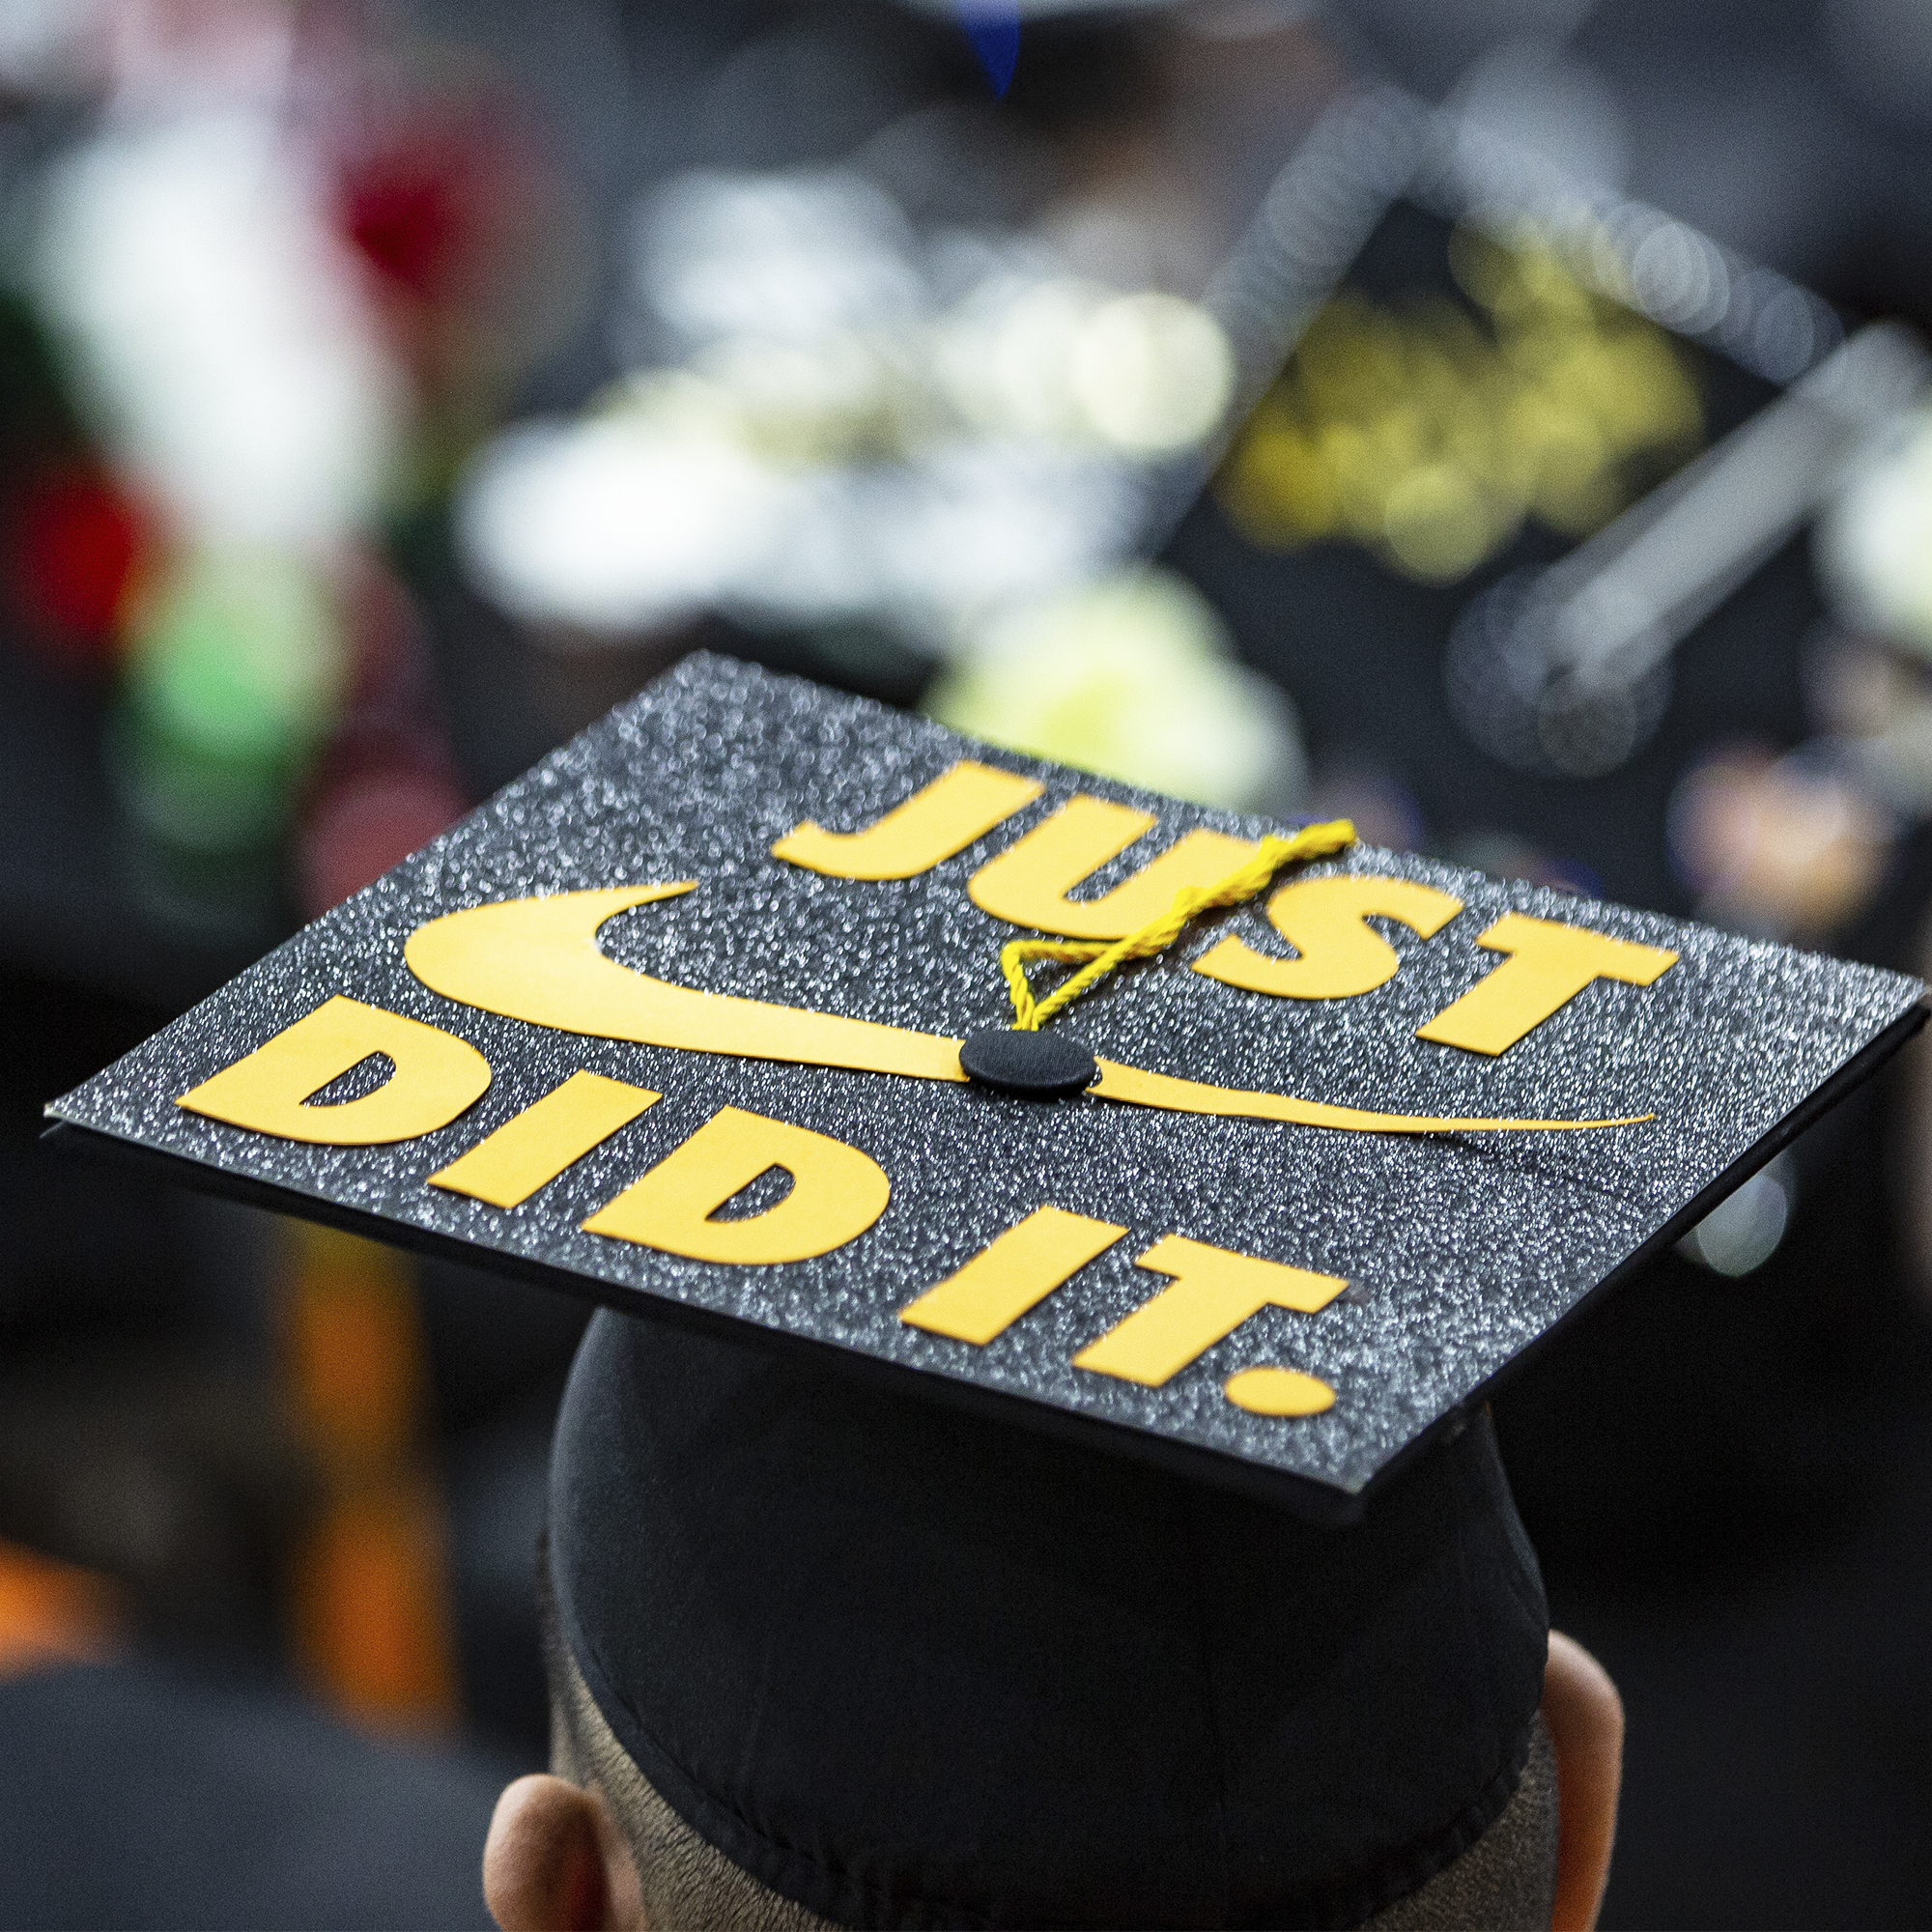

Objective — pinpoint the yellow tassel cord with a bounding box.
[1000,818,1357,1032]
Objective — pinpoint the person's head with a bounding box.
[486,1309,1623,1932]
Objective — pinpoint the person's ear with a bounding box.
[1542,1629,1624,1932]
[484,1773,644,1932]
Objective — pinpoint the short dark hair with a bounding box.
[535,1540,1558,1931]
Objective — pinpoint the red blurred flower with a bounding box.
[8,470,148,668]
[338,128,473,306]
[323,76,587,424]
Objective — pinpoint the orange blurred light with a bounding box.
[283,1224,425,1466]
[289,1475,459,1730]
[0,1538,128,1681]
[280,1223,461,1730]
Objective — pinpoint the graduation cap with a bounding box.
[43,653,1926,1521]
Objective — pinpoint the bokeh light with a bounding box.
[1217,223,1704,582]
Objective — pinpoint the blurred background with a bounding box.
[5,0,1932,1923]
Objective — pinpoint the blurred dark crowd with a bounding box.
[7,0,1932,1925]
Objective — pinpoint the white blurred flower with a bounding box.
[934,272,1110,440]
[33,111,406,549]
[924,568,1305,813]
[1818,410,1932,656]
[936,273,1234,453]
[458,415,794,637]
[489,161,1236,652]
[637,169,924,348]
[1069,291,1236,455]
[861,444,1143,641]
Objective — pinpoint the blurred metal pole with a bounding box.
[1542,322,1932,694]
[1448,322,1932,775]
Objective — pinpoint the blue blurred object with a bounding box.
[961,3,1020,96]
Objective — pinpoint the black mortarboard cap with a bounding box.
[44,652,1924,1923]
[548,1303,1549,1929]
[45,653,1925,1512]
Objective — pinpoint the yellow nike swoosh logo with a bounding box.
[402,887,1650,1135]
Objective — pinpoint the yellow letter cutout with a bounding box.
[898,1206,1126,1345]
[176,995,491,1145]
[582,1105,890,1264]
[430,1070,659,1208]
[1193,874,1464,1001]
[1072,1235,1345,1389]
[772,760,1042,880]
[1416,911,1679,1056]
[1221,1365,1336,1416]
[969,795,1260,939]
